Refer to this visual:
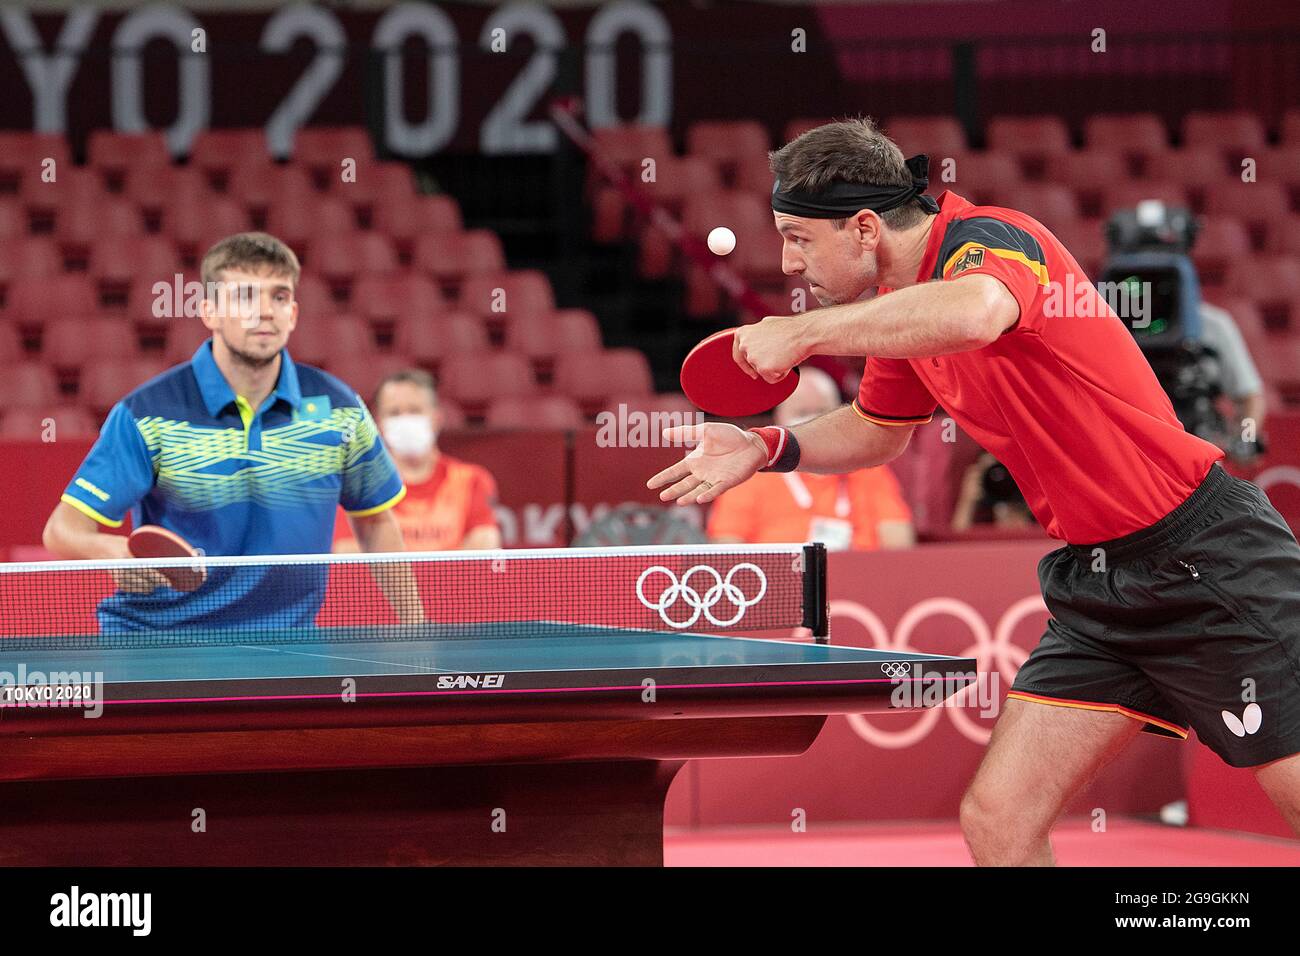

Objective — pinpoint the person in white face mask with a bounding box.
[706,367,915,551]
[334,369,501,552]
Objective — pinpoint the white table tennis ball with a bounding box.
[707,226,736,256]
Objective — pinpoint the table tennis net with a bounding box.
[0,544,828,649]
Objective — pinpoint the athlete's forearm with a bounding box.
[789,405,914,474]
[796,277,1005,359]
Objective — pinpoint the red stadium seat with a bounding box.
[308,234,399,287]
[1270,217,1300,256]
[1250,338,1300,400]
[187,128,269,181]
[1225,255,1300,332]
[290,313,377,367]
[330,162,417,216]
[608,392,697,418]
[585,123,675,207]
[292,274,336,317]
[485,395,584,430]
[986,116,1072,172]
[4,276,99,327]
[87,130,172,178]
[733,155,774,198]
[942,153,1022,206]
[264,197,356,253]
[162,318,212,364]
[554,349,653,415]
[0,362,61,409]
[351,272,446,328]
[1101,181,1191,218]
[552,308,603,352]
[1259,147,1300,205]
[1142,148,1232,202]
[0,238,64,282]
[590,125,674,172]
[456,270,555,324]
[686,121,770,183]
[225,163,317,223]
[77,359,167,412]
[41,316,140,367]
[1183,111,1267,159]
[782,118,832,143]
[1043,152,1130,219]
[21,169,106,225]
[58,198,145,246]
[1192,217,1252,287]
[318,354,412,404]
[0,405,98,440]
[412,231,506,292]
[291,127,375,169]
[884,115,969,157]
[436,399,467,430]
[163,197,250,258]
[502,314,565,359]
[641,155,724,211]
[989,183,1080,229]
[123,165,213,211]
[394,313,490,374]
[437,352,538,414]
[317,314,379,358]
[88,236,182,290]
[1202,182,1293,249]
[1083,113,1168,162]
[0,323,21,363]
[1283,110,1300,146]
[0,199,25,239]
[0,133,73,192]
[1045,219,1107,277]
[730,229,786,288]
[370,194,463,242]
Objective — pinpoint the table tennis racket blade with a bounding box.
[680,327,800,417]
[127,525,207,592]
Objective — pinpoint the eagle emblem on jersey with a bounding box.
[950,246,986,275]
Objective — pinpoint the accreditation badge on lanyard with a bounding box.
[783,473,854,551]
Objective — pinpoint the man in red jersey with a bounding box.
[648,118,1300,863]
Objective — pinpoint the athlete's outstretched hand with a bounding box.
[647,422,767,505]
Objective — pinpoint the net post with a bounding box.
[800,543,829,643]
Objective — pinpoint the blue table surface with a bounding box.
[0,622,966,685]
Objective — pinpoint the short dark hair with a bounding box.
[373,368,438,409]
[201,232,301,289]
[768,117,930,231]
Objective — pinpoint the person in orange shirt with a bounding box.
[707,368,915,550]
[334,369,501,552]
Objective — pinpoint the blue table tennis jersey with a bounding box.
[61,341,405,631]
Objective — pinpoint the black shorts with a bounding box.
[1010,464,1300,768]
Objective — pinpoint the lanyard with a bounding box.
[782,473,851,518]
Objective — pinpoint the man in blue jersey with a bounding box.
[42,232,419,630]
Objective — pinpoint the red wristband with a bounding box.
[749,426,800,472]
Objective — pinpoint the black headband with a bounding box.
[771,154,941,219]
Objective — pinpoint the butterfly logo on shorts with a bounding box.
[1220,703,1263,738]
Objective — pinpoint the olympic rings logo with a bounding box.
[636,564,768,629]
[879,661,914,679]
[829,595,1047,748]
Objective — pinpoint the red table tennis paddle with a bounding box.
[127,525,207,592]
[680,327,800,417]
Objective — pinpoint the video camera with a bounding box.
[1098,201,1228,451]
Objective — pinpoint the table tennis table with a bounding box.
[0,621,976,866]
